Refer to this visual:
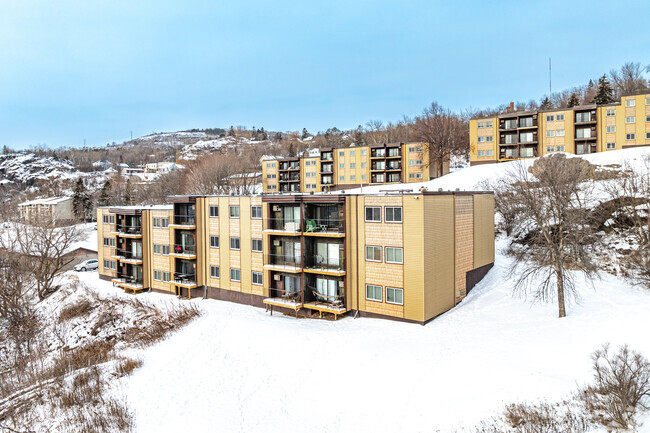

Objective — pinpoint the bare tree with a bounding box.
[609,62,648,97]
[412,102,468,178]
[7,217,85,301]
[499,154,599,317]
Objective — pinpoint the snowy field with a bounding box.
[75,237,650,432]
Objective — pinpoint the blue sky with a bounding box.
[0,0,648,149]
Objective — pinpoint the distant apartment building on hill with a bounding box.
[18,196,74,224]
[261,142,449,194]
[470,91,650,165]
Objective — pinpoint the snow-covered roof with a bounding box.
[99,204,173,211]
[19,196,72,206]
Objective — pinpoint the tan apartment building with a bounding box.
[18,196,74,224]
[469,91,650,165]
[262,142,449,194]
[98,191,494,324]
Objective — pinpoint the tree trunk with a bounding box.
[556,265,566,318]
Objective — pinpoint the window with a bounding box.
[103,237,116,247]
[210,236,219,248]
[647,98,650,106]
[350,175,356,181]
[556,114,565,121]
[546,115,554,122]
[546,146,554,153]
[361,149,367,155]
[486,136,493,142]
[386,287,404,305]
[103,259,116,270]
[646,116,650,123]
[209,206,219,217]
[486,150,493,157]
[385,207,402,223]
[625,99,635,107]
[520,132,534,142]
[350,163,356,168]
[161,218,169,228]
[626,116,636,124]
[606,109,616,117]
[365,246,382,262]
[555,145,565,152]
[339,163,345,169]
[230,237,240,250]
[230,268,241,282]
[606,142,616,150]
[154,270,162,281]
[576,128,591,139]
[477,122,485,128]
[365,207,381,222]
[366,284,382,302]
[229,206,240,218]
[520,147,534,157]
[477,136,486,143]
[647,132,650,139]
[210,266,220,278]
[416,173,423,179]
[251,239,263,252]
[153,217,160,228]
[252,271,263,285]
[409,173,417,178]
[607,126,616,133]
[361,174,367,181]
[361,162,367,168]
[339,151,345,157]
[485,121,493,128]
[251,206,262,219]
[339,176,345,181]
[153,244,161,254]
[556,130,565,137]
[385,247,403,264]
[102,215,114,224]
[266,174,276,179]
[626,133,636,140]
[546,130,555,137]
[163,272,171,282]
[415,160,422,166]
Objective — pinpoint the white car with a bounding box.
[74,259,98,272]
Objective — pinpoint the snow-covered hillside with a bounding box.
[71,238,650,433]
[0,153,85,185]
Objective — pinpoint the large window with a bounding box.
[519,132,534,143]
[230,237,240,250]
[210,266,220,278]
[385,247,403,264]
[230,268,241,282]
[365,207,381,222]
[365,246,382,262]
[576,128,591,139]
[209,206,219,217]
[366,284,382,302]
[210,236,219,248]
[251,239,263,252]
[252,271,263,285]
[154,270,162,281]
[229,206,240,218]
[386,287,404,305]
[251,206,262,219]
[385,207,402,223]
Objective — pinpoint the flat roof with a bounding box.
[19,196,72,206]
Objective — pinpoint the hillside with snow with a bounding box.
[0,153,86,186]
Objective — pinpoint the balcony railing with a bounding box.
[112,273,144,286]
[265,218,302,232]
[304,255,345,271]
[173,215,196,225]
[266,254,302,270]
[320,154,333,161]
[303,218,344,234]
[112,248,143,261]
[171,244,196,257]
[173,272,197,285]
[115,225,142,235]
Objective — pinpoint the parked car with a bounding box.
[74,259,98,272]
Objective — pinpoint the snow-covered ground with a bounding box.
[72,235,650,432]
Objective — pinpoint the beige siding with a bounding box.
[454,196,474,302]
[473,195,495,268]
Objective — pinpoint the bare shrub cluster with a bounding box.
[460,344,650,433]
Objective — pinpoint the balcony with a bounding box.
[173,272,197,288]
[320,165,333,173]
[386,162,402,171]
[264,218,302,234]
[169,244,197,259]
[386,149,402,158]
[500,119,518,130]
[110,248,143,265]
[110,224,142,238]
[320,153,333,161]
[303,218,345,237]
[169,214,196,229]
[111,274,144,292]
[303,255,345,276]
[264,254,302,273]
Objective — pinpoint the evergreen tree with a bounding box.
[124,177,134,205]
[98,180,112,207]
[567,93,580,108]
[72,178,89,222]
[301,128,310,139]
[288,143,295,157]
[593,74,614,105]
[228,126,235,136]
[539,97,553,110]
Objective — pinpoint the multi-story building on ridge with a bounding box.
[97,190,494,324]
[261,142,450,194]
[469,91,650,165]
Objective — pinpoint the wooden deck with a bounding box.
[303,302,347,320]
[263,298,303,318]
